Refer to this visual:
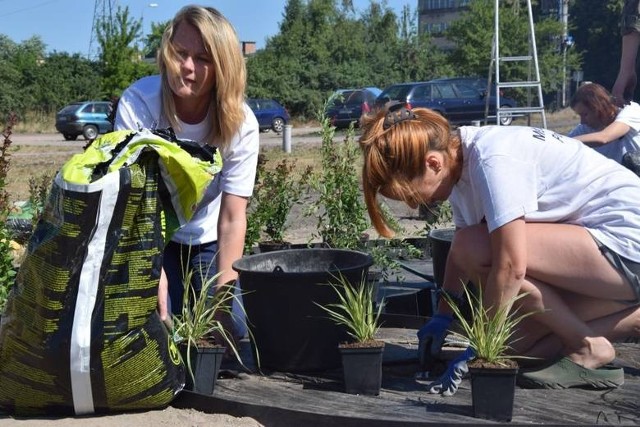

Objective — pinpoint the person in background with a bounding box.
[568,82,640,175]
[612,0,640,105]
[360,102,640,395]
[115,5,259,340]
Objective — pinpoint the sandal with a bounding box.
[517,357,625,390]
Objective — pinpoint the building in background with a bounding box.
[417,0,471,50]
[242,41,257,57]
[418,0,561,51]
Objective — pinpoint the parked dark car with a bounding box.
[247,98,290,133]
[325,87,382,129]
[55,100,113,141]
[376,79,517,126]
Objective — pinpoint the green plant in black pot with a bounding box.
[172,269,245,395]
[317,273,385,395]
[442,284,534,421]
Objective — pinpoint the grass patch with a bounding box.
[13,111,57,134]
[6,144,82,203]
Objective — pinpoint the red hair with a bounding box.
[570,83,618,126]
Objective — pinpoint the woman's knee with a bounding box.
[449,225,491,273]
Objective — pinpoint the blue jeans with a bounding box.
[164,240,247,337]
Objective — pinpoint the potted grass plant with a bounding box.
[172,269,244,395]
[317,273,385,395]
[441,284,534,422]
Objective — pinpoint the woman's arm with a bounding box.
[485,218,527,314]
[572,121,631,147]
[613,31,640,106]
[216,192,249,288]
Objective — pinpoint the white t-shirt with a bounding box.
[114,75,259,244]
[568,101,640,163]
[450,125,640,262]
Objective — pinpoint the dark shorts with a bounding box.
[622,0,640,35]
[594,237,640,304]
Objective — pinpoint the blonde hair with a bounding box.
[157,5,246,148]
[359,107,458,237]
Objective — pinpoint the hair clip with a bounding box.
[383,102,416,130]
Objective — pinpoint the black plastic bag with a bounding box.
[0,130,219,415]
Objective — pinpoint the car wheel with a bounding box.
[499,107,513,126]
[271,117,285,134]
[63,133,77,141]
[82,125,99,140]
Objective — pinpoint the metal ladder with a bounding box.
[487,0,546,128]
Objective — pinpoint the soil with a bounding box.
[469,358,519,369]
[339,339,386,349]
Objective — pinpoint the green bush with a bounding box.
[308,117,368,249]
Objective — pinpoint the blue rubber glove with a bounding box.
[427,347,475,397]
[417,313,453,369]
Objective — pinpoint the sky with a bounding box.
[0,0,414,56]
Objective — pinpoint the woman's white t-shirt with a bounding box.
[568,101,640,163]
[114,75,259,244]
[450,125,640,262]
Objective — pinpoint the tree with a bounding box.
[143,20,170,61]
[393,5,452,83]
[569,0,623,90]
[0,36,26,117]
[97,6,154,99]
[446,0,581,106]
[34,52,102,112]
[246,0,449,118]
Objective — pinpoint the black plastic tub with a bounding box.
[233,248,373,372]
[428,228,455,288]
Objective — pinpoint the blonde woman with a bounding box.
[360,102,640,395]
[115,5,259,339]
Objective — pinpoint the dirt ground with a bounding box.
[1,407,264,426]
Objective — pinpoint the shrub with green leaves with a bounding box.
[0,114,18,314]
[369,202,424,283]
[423,200,454,235]
[0,225,16,314]
[253,158,311,243]
[309,116,368,249]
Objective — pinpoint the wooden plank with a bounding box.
[173,330,640,426]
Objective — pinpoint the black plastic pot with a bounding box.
[469,366,518,421]
[258,241,292,253]
[339,344,384,395]
[233,248,373,372]
[428,228,455,288]
[180,344,225,395]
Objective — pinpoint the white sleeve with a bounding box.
[114,87,156,131]
[219,108,260,197]
[471,155,538,232]
[615,102,640,133]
